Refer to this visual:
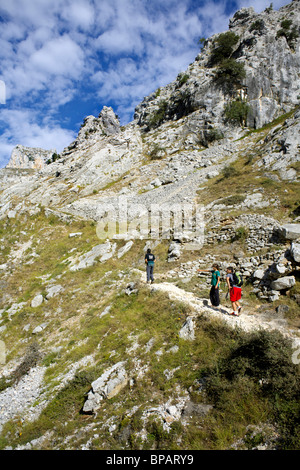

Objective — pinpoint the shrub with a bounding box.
[214,59,246,94]
[232,226,249,241]
[46,152,60,165]
[210,31,239,65]
[276,19,299,49]
[12,342,42,383]
[249,19,265,33]
[148,144,165,160]
[176,73,189,87]
[148,100,168,129]
[198,128,224,147]
[201,329,300,448]
[221,163,239,179]
[218,194,246,206]
[224,99,249,125]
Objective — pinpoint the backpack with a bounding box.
[233,271,243,287]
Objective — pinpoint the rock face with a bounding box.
[134,0,300,131]
[6,145,56,170]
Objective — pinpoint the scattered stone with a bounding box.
[31,294,44,308]
[45,285,64,299]
[179,317,195,341]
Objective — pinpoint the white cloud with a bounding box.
[60,0,95,31]
[30,35,85,77]
[0,108,76,166]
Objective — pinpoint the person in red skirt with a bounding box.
[226,266,242,316]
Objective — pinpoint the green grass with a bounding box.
[1,279,300,450]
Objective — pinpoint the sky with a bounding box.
[0,0,291,167]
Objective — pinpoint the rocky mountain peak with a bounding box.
[134,0,300,131]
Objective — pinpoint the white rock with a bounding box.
[291,242,300,263]
[45,285,64,299]
[83,362,128,413]
[32,323,47,334]
[31,294,43,308]
[179,317,195,341]
[253,269,264,279]
[279,224,300,241]
[117,240,133,258]
[270,276,296,291]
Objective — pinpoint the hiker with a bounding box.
[198,263,220,309]
[226,266,242,316]
[145,248,155,283]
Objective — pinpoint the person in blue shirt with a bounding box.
[145,248,156,283]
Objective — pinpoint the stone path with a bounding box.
[147,280,300,350]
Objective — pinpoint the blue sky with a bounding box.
[0,0,291,167]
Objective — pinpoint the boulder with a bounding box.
[125,282,138,295]
[31,294,44,308]
[32,323,47,334]
[291,242,300,263]
[278,224,300,241]
[117,240,134,259]
[270,276,296,291]
[45,285,64,299]
[168,242,181,262]
[179,317,195,341]
[83,362,128,413]
[253,269,265,280]
[69,242,116,271]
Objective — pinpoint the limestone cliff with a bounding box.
[6,145,56,170]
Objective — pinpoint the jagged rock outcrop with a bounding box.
[67,106,120,151]
[6,145,56,170]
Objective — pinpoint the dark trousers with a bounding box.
[210,286,220,307]
[146,264,154,282]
